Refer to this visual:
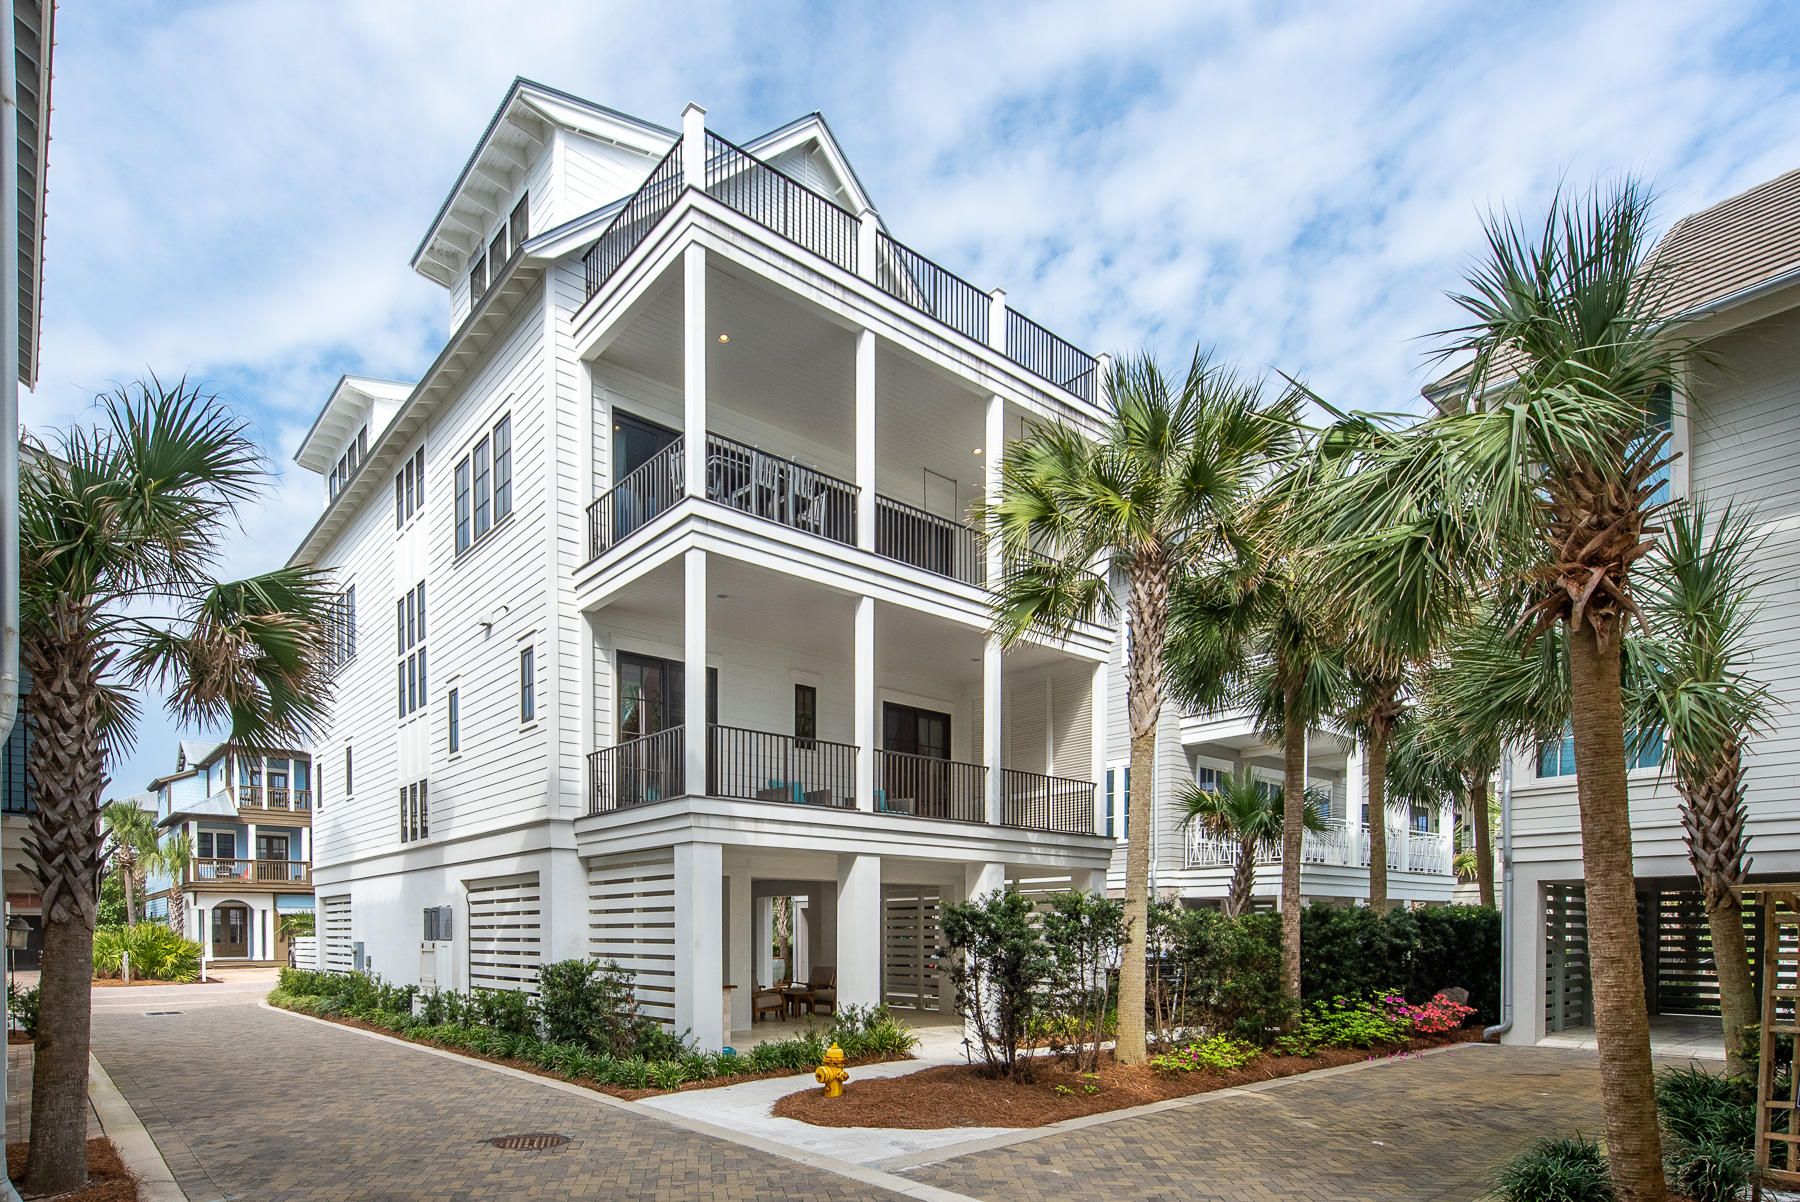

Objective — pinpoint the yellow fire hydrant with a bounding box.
[815,1041,849,1098]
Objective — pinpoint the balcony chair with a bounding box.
[806,966,837,1017]
[802,788,835,807]
[752,982,785,1024]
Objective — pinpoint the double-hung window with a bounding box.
[454,412,513,556]
[397,581,427,718]
[328,426,369,502]
[399,780,429,843]
[469,253,487,304]
[448,688,461,754]
[519,646,536,723]
[394,446,425,530]
[326,584,357,673]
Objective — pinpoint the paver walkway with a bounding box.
[903,1042,1610,1202]
[87,985,914,1201]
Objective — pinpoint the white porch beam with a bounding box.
[855,329,876,551]
[854,596,875,812]
[836,853,881,1009]
[672,841,724,1050]
[684,549,707,796]
[683,243,707,499]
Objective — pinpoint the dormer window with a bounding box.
[467,194,528,311]
[509,195,529,251]
[469,253,488,304]
[328,426,370,502]
[489,229,507,275]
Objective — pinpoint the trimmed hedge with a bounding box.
[1300,904,1501,1024]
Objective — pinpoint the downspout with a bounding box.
[1,5,26,1200]
[1484,751,1515,1041]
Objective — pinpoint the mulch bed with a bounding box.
[8,1031,30,1044]
[7,1138,139,1201]
[281,1004,910,1099]
[773,1028,1483,1129]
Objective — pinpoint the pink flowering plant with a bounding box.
[1381,991,1475,1034]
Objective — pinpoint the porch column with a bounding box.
[987,289,1006,352]
[1090,660,1108,837]
[683,242,707,500]
[726,870,752,1034]
[672,841,724,1050]
[1345,743,1364,828]
[855,596,875,811]
[983,392,1005,826]
[855,329,876,551]
[1074,867,1108,896]
[836,854,881,1009]
[964,860,1005,904]
[246,821,257,873]
[684,549,707,796]
[680,102,706,190]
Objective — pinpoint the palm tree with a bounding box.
[1177,771,1328,916]
[985,350,1300,1065]
[100,800,160,927]
[1312,182,1686,1201]
[1633,503,1771,1079]
[19,380,335,1195]
[1164,551,1347,998]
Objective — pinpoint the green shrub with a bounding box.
[536,957,675,1057]
[1149,1035,1258,1074]
[473,987,537,1037]
[1494,1136,1614,1202]
[92,923,202,981]
[1657,1066,1756,1148]
[943,889,1053,1079]
[1149,906,1291,1045]
[1665,1136,1752,1202]
[828,1004,919,1059]
[8,983,39,1038]
[1297,994,1412,1049]
[1041,890,1126,1072]
[1299,903,1501,1024]
[278,967,337,997]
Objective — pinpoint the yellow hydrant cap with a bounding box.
[823,1042,845,1065]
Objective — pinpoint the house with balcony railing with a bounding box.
[1102,699,1457,910]
[143,740,315,965]
[289,80,1114,1045]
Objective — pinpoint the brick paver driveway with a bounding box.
[88,986,913,1202]
[903,1042,1609,1202]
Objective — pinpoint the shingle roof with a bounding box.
[1656,166,1800,317]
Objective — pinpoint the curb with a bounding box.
[261,1001,981,1202]
[86,1053,188,1202]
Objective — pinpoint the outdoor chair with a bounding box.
[752,982,785,1023]
[806,966,837,1016]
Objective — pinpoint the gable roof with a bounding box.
[741,111,879,218]
[411,77,677,287]
[1656,166,1800,319]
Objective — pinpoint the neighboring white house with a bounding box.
[293,80,1116,1050]
[1483,167,1800,1046]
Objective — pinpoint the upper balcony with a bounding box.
[181,858,313,889]
[1185,806,1453,876]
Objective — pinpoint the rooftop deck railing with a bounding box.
[581,140,685,299]
[873,232,989,345]
[704,132,859,275]
[1006,309,1098,404]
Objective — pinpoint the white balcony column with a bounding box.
[298,826,310,863]
[683,243,707,500]
[1345,743,1365,828]
[726,870,753,1033]
[836,854,882,1008]
[684,549,708,795]
[964,860,1005,904]
[854,596,876,811]
[855,329,876,552]
[856,208,878,284]
[1090,661,1108,836]
[987,288,1007,353]
[983,638,1003,826]
[246,822,257,873]
[672,841,725,1050]
[681,102,706,190]
[1096,351,1115,409]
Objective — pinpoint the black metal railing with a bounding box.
[588,439,685,560]
[875,750,986,822]
[874,232,988,345]
[588,728,686,814]
[1000,768,1095,834]
[1005,309,1098,403]
[704,132,858,275]
[710,724,856,808]
[875,494,985,585]
[582,141,686,301]
[705,433,856,545]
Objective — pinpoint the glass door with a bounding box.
[883,703,953,817]
[613,412,681,539]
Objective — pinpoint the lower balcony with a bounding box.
[587,725,1095,835]
[1185,812,1452,876]
[184,858,313,888]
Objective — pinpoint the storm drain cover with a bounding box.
[142,1011,183,1016]
[487,1133,569,1151]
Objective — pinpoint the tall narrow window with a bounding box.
[469,253,487,303]
[509,195,529,249]
[448,688,460,754]
[519,646,536,723]
[397,581,427,718]
[489,229,507,273]
[395,446,425,530]
[492,416,512,521]
[793,684,817,742]
[344,745,353,795]
[455,459,471,554]
[473,436,492,539]
[454,412,512,556]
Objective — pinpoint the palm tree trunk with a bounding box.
[123,866,137,929]
[1708,896,1755,1080]
[22,625,110,1197]
[1470,771,1495,908]
[1228,837,1255,918]
[1566,622,1664,1202]
[1279,670,1305,999]
[1678,746,1754,1078]
[1366,721,1390,911]
[1117,558,1170,1065]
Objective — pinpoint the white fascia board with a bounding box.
[293,376,415,472]
[741,114,876,218]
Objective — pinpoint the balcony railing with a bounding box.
[1000,769,1095,834]
[875,495,985,586]
[234,786,313,812]
[710,724,857,808]
[582,140,685,299]
[1005,309,1098,404]
[704,132,859,275]
[873,232,989,345]
[588,439,685,560]
[706,433,857,545]
[188,858,312,885]
[1185,811,1453,875]
[875,750,986,822]
[588,728,685,814]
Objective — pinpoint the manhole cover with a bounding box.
[142,1011,183,1016]
[487,1133,569,1151]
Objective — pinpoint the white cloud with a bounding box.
[23,0,1800,793]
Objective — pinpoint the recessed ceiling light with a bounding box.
[972,447,982,454]
[717,333,730,343]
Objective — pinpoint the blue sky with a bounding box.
[23,0,1800,795]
